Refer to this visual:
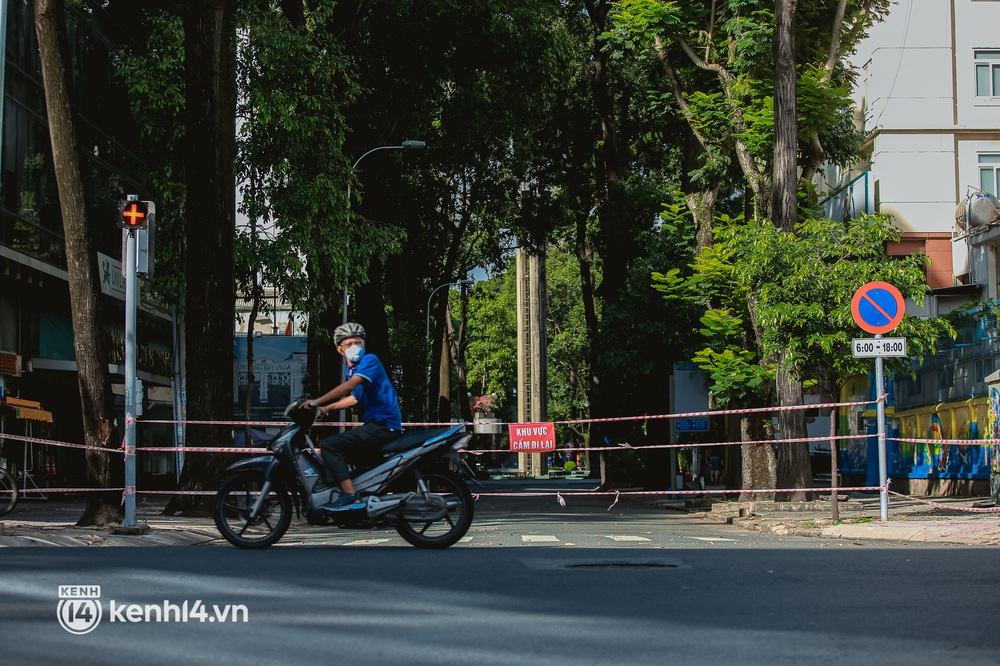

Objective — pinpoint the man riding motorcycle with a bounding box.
[302,322,402,512]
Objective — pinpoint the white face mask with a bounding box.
[345,345,365,364]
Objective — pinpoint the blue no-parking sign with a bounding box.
[851,281,904,334]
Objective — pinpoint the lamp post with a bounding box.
[338,140,425,426]
[425,278,474,419]
[342,140,426,326]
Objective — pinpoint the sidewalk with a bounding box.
[653,492,1000,545]
[0,498,221,547]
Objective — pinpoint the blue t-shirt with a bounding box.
[348,352,402,431]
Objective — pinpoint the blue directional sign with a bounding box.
[676,418,710,432]
[851,281,905,334]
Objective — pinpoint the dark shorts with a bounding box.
[319,420,400,482]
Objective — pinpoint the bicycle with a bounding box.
[0,467,18,517]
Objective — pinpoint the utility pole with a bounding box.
[516,243,547,477]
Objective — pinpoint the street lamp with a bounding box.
[342,140,426,326]
[338,140,425,425]
[425,278,474,419]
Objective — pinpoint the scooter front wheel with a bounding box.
[0,468,18,517]
[214,472,291,549]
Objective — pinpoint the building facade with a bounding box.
[823,0,1000,493]
[0,2,177,490]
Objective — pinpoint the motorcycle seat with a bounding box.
[378,428,455,455]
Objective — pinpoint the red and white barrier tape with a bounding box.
[460,433,871,455]
[473,485,883,499]
[0,432,120,454]
[556,395,886,426]
[134,394,886,430]
[891,437,1000,446]
[131,419,291,426]
[139,446,269,454]
[131,432,871,456]
[471,484,890,510]
[17,487,125,494]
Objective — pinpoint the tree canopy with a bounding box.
[40,0,959,494]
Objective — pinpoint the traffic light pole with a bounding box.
[121,227,138,528]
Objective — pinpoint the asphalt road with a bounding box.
[1,491,998,665]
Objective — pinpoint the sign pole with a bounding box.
[122,226,138,527]
[851,281,904,523]
[874,335,889,521]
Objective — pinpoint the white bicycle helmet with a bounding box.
[334,322,366,346]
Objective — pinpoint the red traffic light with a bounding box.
[118,200,148,229]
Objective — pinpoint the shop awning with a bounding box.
[1,396,53,423]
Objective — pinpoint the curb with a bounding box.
[662,495,1000,545]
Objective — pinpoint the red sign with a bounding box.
[508,422,556,452]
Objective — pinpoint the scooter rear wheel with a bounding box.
[395,469,474,549]
[214,472,291,549]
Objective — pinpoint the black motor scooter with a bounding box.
[213,398,476,549]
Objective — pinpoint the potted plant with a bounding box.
[471,394,498,418]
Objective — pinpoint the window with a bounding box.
[979,154,1000,195]
[975,50,1000,97]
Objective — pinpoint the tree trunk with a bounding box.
[168,1,236,514]
[687,189,718,256]
[772,0,799,233]
[771,1,812,499]
[776,353,812,501]
[740,413,776,502]
[436,334,451,422]
[445,300,472,422]
[574,208,601,480]
[581,0,621,482]
[35,0,121,526]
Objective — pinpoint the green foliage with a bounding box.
[235,1,368,319]
[114,11,187,305]
[545,247,592,424]
[692,343,774,405]
[659,214,957,404]
[463,271,518,410]
[607,0,892,216]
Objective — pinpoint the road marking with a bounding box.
[458,536,473,543]
[522,535,560,543]
[343,538,391,546]
[602,535,651,542]
[684,536,737,542]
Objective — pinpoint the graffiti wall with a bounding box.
[837,375,993,481]
[893,398,992,479]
